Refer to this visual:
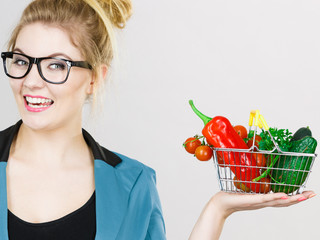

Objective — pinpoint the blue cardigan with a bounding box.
[0,121,166,239]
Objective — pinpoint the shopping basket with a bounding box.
[212,110,317,195]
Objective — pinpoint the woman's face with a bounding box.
[10,22,93,131]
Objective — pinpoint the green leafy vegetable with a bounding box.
[244,130,255,143]
[252,127,293,182]
[259,128,293,152]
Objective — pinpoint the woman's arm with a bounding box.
[189,191,316,240]
[188,195,226,240]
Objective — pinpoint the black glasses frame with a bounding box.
[1,51,92,84]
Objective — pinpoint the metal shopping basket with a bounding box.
[212,110,317,195]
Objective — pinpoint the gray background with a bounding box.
[1,0,319,239]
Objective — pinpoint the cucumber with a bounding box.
[271,136,317,193]
[291,127,312,142]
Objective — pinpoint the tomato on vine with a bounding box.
[195,145,213,161]
[234,125,248,139]
[183,137,201,154]
[257,177,271,193]
[255,153,267,167]
[233,176,251,192]
[247,135,262,148]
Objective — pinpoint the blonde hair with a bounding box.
[8,0,132,109]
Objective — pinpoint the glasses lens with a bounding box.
[5,53,30,78]
[40,59,69,83]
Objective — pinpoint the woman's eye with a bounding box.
[48,63,66,71]
[13,59,28,66]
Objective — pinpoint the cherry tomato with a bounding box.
[184,137,201,154]
[257,177,271,193]
[247,135,262,148]
[195,145,213,161]
[255,153,267,168]
[234,125,248,139]
[233,176,251,192]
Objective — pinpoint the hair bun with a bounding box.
[98,0,132,29]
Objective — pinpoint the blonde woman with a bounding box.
[0,0,315,239]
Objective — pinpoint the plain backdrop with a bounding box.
[1,0,320,239]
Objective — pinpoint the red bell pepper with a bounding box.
[189,100,263,193]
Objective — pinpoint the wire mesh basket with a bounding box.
[212,111,317,195]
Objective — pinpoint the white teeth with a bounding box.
[25,96,53,104]
[28,103,50,108]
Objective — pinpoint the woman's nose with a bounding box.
[23,63,46,89]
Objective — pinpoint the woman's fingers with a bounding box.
[253,190,315,208]
[213,190,316,215]
[300,190,316,199]
[270,191,316,207]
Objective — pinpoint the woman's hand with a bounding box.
[189,191,316,240]
[213,190,315,217]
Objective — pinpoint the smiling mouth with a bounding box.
[24,96,54,109]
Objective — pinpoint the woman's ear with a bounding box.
[86,79,95,95]
[100,64,108,81]
[86,64,108,95]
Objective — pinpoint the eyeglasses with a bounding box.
[1,52,92,84]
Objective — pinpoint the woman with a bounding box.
[1,0,165,239]
[0,0,315,239]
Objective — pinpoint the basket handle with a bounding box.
[248,110,283,153]
[249,110,269,130]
